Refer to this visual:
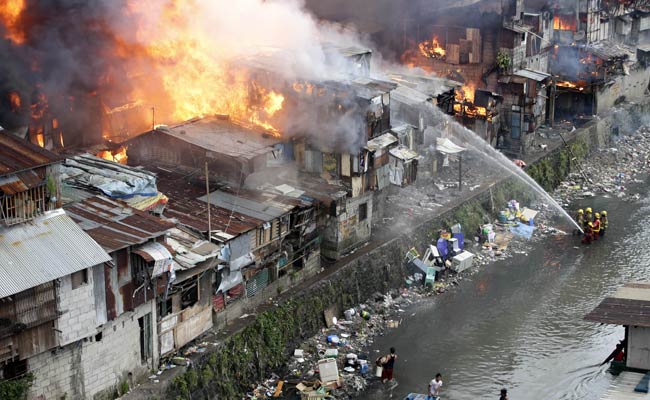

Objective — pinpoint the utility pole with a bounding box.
[151,107,155,131]
[205,161,212,241]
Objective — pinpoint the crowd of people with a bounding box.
[574,207,609,244]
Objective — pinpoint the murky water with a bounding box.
[363,186,650,400]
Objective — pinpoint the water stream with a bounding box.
[427,105,583,233]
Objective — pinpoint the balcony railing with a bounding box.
[1,185,49,226]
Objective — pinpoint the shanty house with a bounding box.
[25,194,173,399]
[125,116,287,186]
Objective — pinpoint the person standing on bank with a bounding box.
[380,347,397,383]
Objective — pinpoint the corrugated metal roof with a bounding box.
[366,133,399,152]
[389,146,419,161]
[513,68,551,82]
[350,77,397,100]
[64,195,174,252]
[600,371,650,399]
[198,190,294,222]
[584,282,650,327]
[0,170,44,195]
[146,165,263,235]
[0,133,61,176]
[153,117,282,161]
[0,209,111,298]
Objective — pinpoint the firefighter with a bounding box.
[584,207,593,230]
[600,210,608,237]
[574,209,584,235]
[582,221,594,245]
[592,212,601,240]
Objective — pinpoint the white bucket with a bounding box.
[375,365,383,378]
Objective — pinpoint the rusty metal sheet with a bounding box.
[584,297,650,327]
[0,134,61,176]
[64,195,174,252]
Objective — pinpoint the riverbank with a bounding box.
[358,119,650,400]
[120,100,650,400]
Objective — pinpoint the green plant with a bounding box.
[496,50,511,71]
[118,380,129,396]
[0,374,34,400]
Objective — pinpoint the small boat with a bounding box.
[404,394,433,400]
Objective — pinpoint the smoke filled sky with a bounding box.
[0,0,374,149]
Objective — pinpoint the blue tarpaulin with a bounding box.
[437,238,449,259]
[510,223,535,239]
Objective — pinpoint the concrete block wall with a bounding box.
[596,67,650,113]
[56,270,98,347]
[29,302,156,400]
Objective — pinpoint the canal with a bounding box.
[363,184,650,399]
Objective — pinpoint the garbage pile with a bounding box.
[247,290,423,399]
[554,125,650,206]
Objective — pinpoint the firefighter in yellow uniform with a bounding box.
[584,207,593,231]
[574,209,584,235]
[600,210,608,237]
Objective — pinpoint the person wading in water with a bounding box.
[379,347,397,383]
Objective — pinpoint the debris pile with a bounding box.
[554,125,650,205]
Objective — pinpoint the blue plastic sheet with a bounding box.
[437,238,448,259]
[510,223,535,239]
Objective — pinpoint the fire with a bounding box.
[97,146,128,164]
[418,36,446,59]
[8,91,21,112]
[35,133,44,148]
[0,0,26,44]
[457,83,476,103]
[453,83,489,120]
[556,80,585,91]
[553,15,577,31]
[112,0,285,136]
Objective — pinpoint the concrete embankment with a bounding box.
[122,101,649,400]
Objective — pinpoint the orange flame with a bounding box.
[8,91,21,112]
[97,146,128,164]
[556,80,585,91]
[115,0,284,136]
[418,36,446,59]
[457,83,476,103]
[0,0,26,44]
[553,15,577,31]
[35,133,44,147]
[454,83,489,120]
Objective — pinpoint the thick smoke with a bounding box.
[0,0,376,151]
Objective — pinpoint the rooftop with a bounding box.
[144,165,263,236]
[0,132,62,176]
[61,154,167,211]
[0,209,111,298]
[584,282,650,327]
[198,188,301,222]
[153,116,282,161]
[64,195,174,253]
[600,371,650,399]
